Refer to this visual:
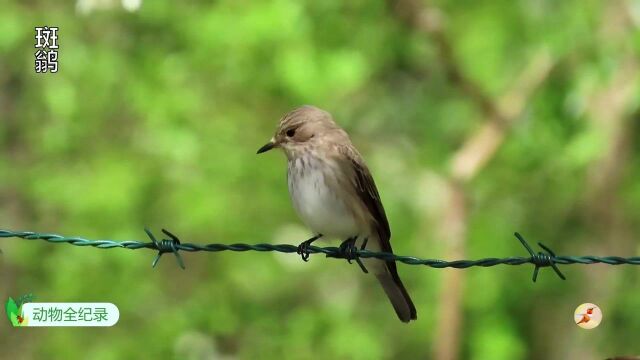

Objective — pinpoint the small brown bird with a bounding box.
[257,105,417,322]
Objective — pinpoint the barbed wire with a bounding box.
[2,228,640,282]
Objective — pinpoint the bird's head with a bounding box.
[257,105,345,159]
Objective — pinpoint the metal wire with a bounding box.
[2,228,640,282]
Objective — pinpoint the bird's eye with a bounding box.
[286,129,296,137]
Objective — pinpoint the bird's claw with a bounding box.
[297,240,313,262]
[337,237,369,273]
[296,234,322,262]
[338,237,358,264]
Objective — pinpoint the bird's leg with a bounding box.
[297,234,322,262]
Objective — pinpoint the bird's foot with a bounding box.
[337,236,369,273]
[338,237,358,262]
[297,234,322,262]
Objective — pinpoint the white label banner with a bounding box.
[21,302,119,327]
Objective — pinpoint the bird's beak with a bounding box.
[257,138,276,154]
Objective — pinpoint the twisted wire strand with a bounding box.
[2,229,640,282]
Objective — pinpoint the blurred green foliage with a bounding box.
[1,0,639,359]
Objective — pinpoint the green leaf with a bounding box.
[5,297,18,324]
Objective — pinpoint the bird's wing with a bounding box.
[335,143,417,322]
[335,144,391,246]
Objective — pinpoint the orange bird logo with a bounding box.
[574,303,602,329]
[576,307,595,325]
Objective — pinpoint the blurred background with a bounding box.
[1,0,639,359]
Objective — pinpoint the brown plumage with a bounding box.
[257,105,417,322]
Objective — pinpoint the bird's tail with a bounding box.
[375,264,417,323]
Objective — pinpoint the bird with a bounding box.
[576,307,595,325]
[257,105,417,322]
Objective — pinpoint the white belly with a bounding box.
[287,158,359,239]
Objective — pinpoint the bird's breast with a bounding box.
[287,156,360,239]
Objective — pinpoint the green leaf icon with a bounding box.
[6,297,19,326]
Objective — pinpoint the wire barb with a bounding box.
[145,227,185,270]
[514,232,565,282]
